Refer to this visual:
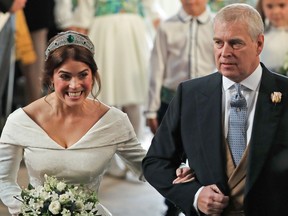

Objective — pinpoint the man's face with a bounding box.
[213,21,264,83]
[180,0,207,16]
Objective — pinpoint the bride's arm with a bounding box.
[0,142,23,215]
[115,135,147,181]
[114,114,194,183]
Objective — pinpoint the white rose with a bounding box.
[75,200,84,210]
[57,182,66,192]
[44,183,51,191]
[59,193,70,203]
[49,200,61,215]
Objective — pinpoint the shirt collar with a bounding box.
[267,25,288,32]
[223,64,262,91]
[177,6,212,24]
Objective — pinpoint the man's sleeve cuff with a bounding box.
[144,111,157,119]
[193,186,204,215]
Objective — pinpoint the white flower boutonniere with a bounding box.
[271,92,282,104]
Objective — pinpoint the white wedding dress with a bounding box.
[0,107,146,215]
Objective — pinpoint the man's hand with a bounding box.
[198,184,229,216]
[173,166,195,184]
[146,118,158,135]
[152,18,161,29]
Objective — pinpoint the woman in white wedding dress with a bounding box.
[0,31,192,216]
[0,31,145,216]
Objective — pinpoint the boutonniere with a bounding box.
[271,92,282,104]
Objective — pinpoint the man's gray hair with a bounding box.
[213,3,264,41]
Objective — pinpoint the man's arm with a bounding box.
[145,23,169,134]
[143,83,202,215]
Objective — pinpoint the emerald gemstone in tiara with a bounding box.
[67,34,74,43]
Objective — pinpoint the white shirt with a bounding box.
[193,64,262,213]
[146,7,216,118]
[222,64,262,144]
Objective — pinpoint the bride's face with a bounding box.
[52,58,93,106]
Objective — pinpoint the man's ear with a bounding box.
[256,34,264,56]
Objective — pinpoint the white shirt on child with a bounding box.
[146,7,216,118]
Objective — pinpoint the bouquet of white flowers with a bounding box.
[14,174,101,216]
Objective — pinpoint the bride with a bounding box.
[0,31,192,215]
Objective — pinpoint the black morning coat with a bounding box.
[142,63,288,216]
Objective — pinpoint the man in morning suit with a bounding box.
[142,3,288,216]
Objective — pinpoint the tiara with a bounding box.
[45,31,95,60]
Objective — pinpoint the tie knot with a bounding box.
[230,84,247,108]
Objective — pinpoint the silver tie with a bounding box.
[228,83,247,166]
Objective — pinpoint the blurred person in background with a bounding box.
[71,0,163,138]
[256,0,288,75]
[20,0,55,104]
[54,0,86,34]
[14,9,37,107]
[158,0,181,17]
[0,0,26,128]
[0,0,25,12]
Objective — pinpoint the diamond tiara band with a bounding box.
[45,31,95,60]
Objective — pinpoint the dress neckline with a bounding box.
[18,107,113,149]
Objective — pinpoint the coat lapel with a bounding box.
[245,65,285,195]
[196,73,229,194]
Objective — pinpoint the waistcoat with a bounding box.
[222,141,249,216]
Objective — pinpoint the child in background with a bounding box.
[145,0,216,134]
[256,0,288,74]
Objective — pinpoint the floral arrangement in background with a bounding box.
[279,52,288,76]
[14,174,101,216]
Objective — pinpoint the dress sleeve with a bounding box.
[0,142,23,215]
[115,115,147,181]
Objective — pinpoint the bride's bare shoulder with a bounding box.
[22,97,50,120]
